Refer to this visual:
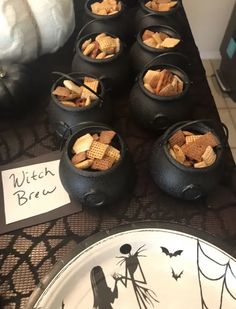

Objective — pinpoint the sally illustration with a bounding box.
[90,266,120,309]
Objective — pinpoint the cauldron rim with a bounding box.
[50,72,106,112]
[161,123,224,173]
[138,63,190,101]
[139,0,181,16]
[136,24,181,53]
[77,32,124,64]
[84,0,125,20]
[63,124,126,177]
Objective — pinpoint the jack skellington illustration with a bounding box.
[116,244,159,308]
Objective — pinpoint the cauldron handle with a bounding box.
[52,71,104,102]
[74,19,99,52]
[143,52,191,71]
[159,119,229,146]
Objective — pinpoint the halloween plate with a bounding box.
[27,222,236,309]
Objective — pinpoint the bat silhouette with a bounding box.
[160,247,183,258]
[171,268,183,281]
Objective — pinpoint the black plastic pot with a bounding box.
[48,72,112,138]
[72,32,131,93]
[129,64,191,131]
[80,0,129,42]
[59,122,136,208]
[134,0,183,36]
[130,25,182,74]
[150,120,228,200]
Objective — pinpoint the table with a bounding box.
[1,2,236,308]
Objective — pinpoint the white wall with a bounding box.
[182,0,235,59]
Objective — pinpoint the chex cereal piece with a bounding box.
[71,152,87,165]
[73,133,94,154]
[152,32,163,45]
[95,33,106,41]
[143,70,159,84]
[106,145,120,161]
[81,77,99,100]
[173,145,185,163]
[143,38,156,48]
[159,83,177,96]
[74,159,94,170]
[52,86,71,97]
[194,161,207,169]
[201,145,216,166]
[185,135,202,144]
[99,130,116,144]
[168,130,185,147]
[181,142,207,162]
[91,156,116,171]
[160,38,180,48]
[196,132,219,148]
[149,71,161,88]
[142,30,155,41]
[87,141,109,159]
[97,35,117,54]
[183,130,194,136]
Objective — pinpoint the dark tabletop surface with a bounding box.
[0,1,236,308]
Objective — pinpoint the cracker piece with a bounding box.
[152,32,163,45]
[174,75,184,93]
[143,70,159,84]
[196,132,219,148]
[155,69,168,94]
[142,29,155,41]
[185,135,202,144]
[73,133,94,154]
[168,130,185,147]
[143,38,157,48]
[83,42,96,56]
[71,152,87,165]
[194,161,207,169]
[159,32,169,41]
[81,38,92,51]
[52,86,71,97]
[87,141,109,159]
[181,143,207,162]
[201,145,217,166]
[150,71,161,88]
[91,156,116,171]
[63,80,82,96]
[74,159,94,170]
[145,1,152,9]
[161,38,180,48]
[106,145,120,161]
[169,1,178,8]
[144,83,155,93]
[81,78,99,100]
[158,3,171,11]
[169,148,176,160]
[99,130,116,144]
[158,83,177,96]
[173,144,185,163]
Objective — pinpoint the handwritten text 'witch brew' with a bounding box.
[9,167,56,206]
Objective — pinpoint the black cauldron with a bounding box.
[80,0,129,42]
[129,64,191,131]
[72,33,131,93]
[150,120,228,200]
[134,0,183,36]
[59,122,136,208]
[48,72,112,138]
[129,25,182,74]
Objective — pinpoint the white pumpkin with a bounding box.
[0,0,75,63]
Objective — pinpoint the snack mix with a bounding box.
[168,130,220,168]
[145,0,178,12]
[81,33,120,59]
[142,29,180,49]
[71,131,121,171]
[52,77,99,108]
[143,69,184,96]
[91,0,122,15]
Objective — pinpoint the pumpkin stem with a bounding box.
[0,69,6,78]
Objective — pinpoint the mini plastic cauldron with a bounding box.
[81,0,129,43]
[129,25,182,74]
[48,72,112,138]
[134,0,183,36]
[129,63,190,131]
[150,120,228,200]
[72,32,131,93]
[59,122,136,208]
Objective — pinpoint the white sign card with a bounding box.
[1,160,71,224]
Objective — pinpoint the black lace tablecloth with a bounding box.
[1,2,236,308]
